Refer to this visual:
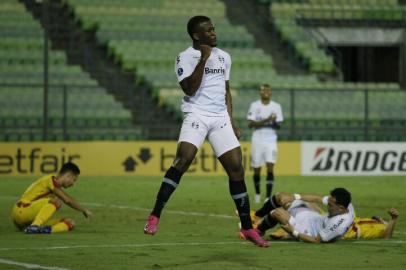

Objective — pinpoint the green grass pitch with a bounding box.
[0,175,405,270]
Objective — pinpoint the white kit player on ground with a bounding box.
[144,15,269,247]
[247,84,283,203]
[251,188,355,243]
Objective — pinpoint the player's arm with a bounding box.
[248,114,281,129]
[281,224,322,243]
[53,187,93,219]
[278,192,324,207]
[382,208,399,239]
[179,45,211,96]
[226,81,241,139]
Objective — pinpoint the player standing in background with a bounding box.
[144,15,269,247]
[247,84,283,203]
[11,162,93,234]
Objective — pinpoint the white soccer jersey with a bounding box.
[316,204,355,242]
[175,46,231,115]
[289,199,355,243]
[247,100,283,143]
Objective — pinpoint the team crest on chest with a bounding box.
[218,56,225,63]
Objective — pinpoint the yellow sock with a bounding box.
[51,222,70,233]
[32,203,57,226]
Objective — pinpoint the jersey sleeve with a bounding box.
[247,102,256,121]
[276,104,284,122]
[224,52,231,81]
[175,52,195,82]
[347,203,355,218]
[319,214,353,242]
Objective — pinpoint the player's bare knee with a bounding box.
[275,192,290,205]
[49,198,62,209]
[274,192,284,205]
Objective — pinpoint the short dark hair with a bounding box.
[187,15,211,40]
[330,188,351,208]
[59,162,80,175]
[261,84,271,89]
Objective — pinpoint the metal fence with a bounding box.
[1,83,406,141]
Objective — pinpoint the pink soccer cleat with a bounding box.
[144,215,159,235]
[239,228,269,247]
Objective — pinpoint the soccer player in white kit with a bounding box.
[253,188,354,243]
[247,84,283,203]
[144,16,269,247]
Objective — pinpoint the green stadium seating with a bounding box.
[0,0,137,141]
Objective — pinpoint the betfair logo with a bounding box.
[0,148,80,174]
[205,67,225,75]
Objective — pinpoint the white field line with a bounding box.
[83,202,235,219]
[0,196,234,219]
[1,195,405,235]
[0,258,69,270]
[1,240,406,253]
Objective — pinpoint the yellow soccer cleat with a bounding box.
[250,210,262,229]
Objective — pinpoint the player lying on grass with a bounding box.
[268,208,399,240]
[242,188,354,243]
[11,162,93,234]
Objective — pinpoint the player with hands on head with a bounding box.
[247,84,283,203]
[11,162,93,234]
[144,15,268,247]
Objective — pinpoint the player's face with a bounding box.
[61,172,77,188]
[327,196,346,217]
[195,21,217,47]
[260,86,272,100]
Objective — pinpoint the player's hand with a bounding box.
[83,209,93,219]
[199,44,212,61]
[388,208,399,219]
[269,113,277,122]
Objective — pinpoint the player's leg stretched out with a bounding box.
[144,143,193,235]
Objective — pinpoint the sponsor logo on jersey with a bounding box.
[204,67,225,75]
[218,56,225,63]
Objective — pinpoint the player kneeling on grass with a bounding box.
[11,162,93,234]
[247,188,354,243]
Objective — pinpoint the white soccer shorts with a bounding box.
[251,141,278,168]
[178,112,240,157]
[287,200,320,237]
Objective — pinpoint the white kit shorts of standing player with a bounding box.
[251,141,278,167]
[178,112,240,158]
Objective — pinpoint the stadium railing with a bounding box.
[0,84,145,141]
